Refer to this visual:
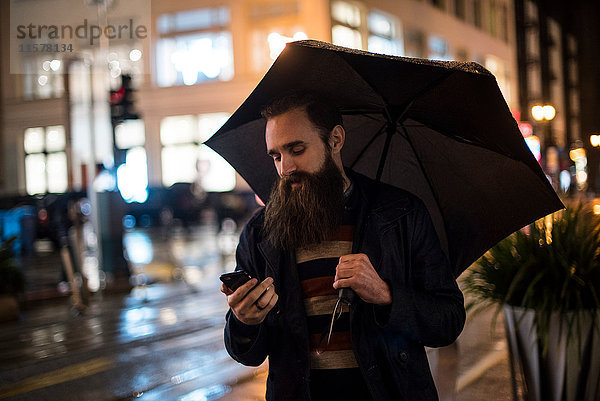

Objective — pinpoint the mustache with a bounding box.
[262,155,345,250]
[281,172,310,184]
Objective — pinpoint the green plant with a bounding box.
[0,237,26,295]
[463,202,600,352]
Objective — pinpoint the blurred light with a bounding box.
[594,201,600,215]
[50,59,61,71]
[122,215,136,229]
[542,105,556,120]
[107,52,118,61]
[560,170,571,192]
[180,385,230,401]
[109,60,120,70]
[576,170,587,185]
[183,266,203,284]
[42,60,51,71]
[38,75,48,86]
[268,31,307,60]
[511,109,521,122]
[123,232,153,265]
[519,122,533,137]
[591,134,600,147]
[159,308,178,325]
[110,67,122,78]
[524,135,541,161]
[117,148,148,203]
[83,256,100,292]
[531,105,544,121]
[293,31,308,40]
[129,49,142,62]
[569,147,586,162]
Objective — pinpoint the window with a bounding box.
[428,36,451,61]
[114,120,148,203]
[405,29,425,58]
[24,126,68,195]
[156,7,234,87]
[367,11,403,56]
[22,56,64,100]
[160,113,235,192]
[331,1,363,50]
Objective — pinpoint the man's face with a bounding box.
[265,107,329,187]
[262,107,346,250]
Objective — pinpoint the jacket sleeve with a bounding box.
[373,200,466,348]
[223,216,269,366]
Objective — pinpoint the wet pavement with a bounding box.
[0,222,519,400]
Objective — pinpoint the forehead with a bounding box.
[265,107,321,149]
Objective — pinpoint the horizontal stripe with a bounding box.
[297,258,338,281]
[310,331,353,352]
[307,313,350,335]
[300,277,336,298]
[303,295,349,316]
[310,350,359,369]
[328,225,355,241]
[297,241,353,264]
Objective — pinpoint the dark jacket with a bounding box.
[224,171,466,401]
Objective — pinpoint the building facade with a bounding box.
[1,0,518,199]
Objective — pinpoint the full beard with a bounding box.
[263,155,346,250]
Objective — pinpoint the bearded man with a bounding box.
[221,92,465,401]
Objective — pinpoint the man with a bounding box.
[221,92,465,401]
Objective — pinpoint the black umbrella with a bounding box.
[205,40,564,277]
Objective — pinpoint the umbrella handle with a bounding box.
[338,287,355,304]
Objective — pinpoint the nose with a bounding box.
[280,155,296,176]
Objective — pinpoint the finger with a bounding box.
[339,253,363,263]
[333,277,353,290]
[228,278,259,306]
[221,283,233,295]
[256,285,277,309]
[257,292,279,314]
[239,277,274,310]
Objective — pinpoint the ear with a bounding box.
[329,125,346,154]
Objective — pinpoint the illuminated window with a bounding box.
[367,11,403,56]
[114,120,148,203]
[22,56,64,100]
[160,113,234,192]
[156,7,234,87]
[428,36,451,61]
[331,1,363,50]
[24,126,68,195]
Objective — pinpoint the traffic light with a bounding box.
[109,74,139,124]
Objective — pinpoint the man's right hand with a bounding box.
[220,277,278,325]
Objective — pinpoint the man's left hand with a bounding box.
[333,253,392,305]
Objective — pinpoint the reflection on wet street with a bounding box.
[1,222,518,401]
[0,223,266,401]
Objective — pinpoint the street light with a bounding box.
[531,104,556,122]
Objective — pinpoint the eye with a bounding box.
[292,147,305,155]
[271,154,281,162]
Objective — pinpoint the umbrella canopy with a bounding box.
[205,40,564,277]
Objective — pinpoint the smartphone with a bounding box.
[220,270,255,292]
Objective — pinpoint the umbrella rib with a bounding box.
[399,122,453,268]
[349,122,388,169]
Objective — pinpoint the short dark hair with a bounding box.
[260,91,343,147]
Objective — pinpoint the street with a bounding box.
[0,223,518,400]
